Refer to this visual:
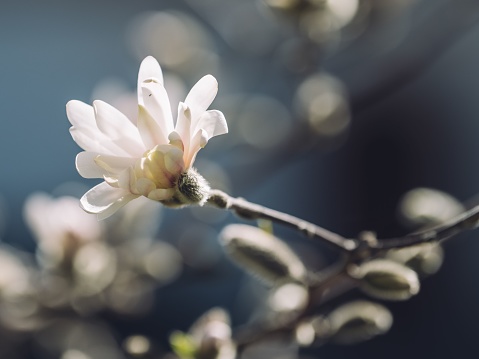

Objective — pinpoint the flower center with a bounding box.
[129,145,185,201]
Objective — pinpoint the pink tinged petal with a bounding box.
[168,131,184,151]
[148,188,175,201]
[143,149,174,188]
[184,75,218,127]
[137,56,164,105]
[76,152,105,179]
[141,82,174,135]
[94,154,137,175]
[185,129,208,169]
[196,110,228,140]
[138,105,169,148]
[163,146,185,175]
[174,102,191,153]
[80,182,139,219]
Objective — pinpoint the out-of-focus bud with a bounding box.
[123,335,152,357]
[294,73,350,147]
[219,224,307,286]
[351,259,420,301]
[263,0,359,45]
[268,282,309,312]
[295,321,316,346]
[386,242,444,277]
[313,300,393,345]
[171,308,236,359]
[398,187,464,228]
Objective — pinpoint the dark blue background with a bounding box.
[2,0,479,358]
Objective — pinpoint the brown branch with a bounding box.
[207,189,357,252]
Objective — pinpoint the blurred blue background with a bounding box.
[2,0,479,358]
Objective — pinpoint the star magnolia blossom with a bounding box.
[67,56,228,219]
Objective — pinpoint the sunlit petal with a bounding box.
[137,105,169,148]
[141,82,174,134]
[195,110,228,140]
[137,56,164,105]
[76,151,105,178]
[94,154,137,174]
[174,102,191,153]
[80,181,139,217]
[185,75,218,126]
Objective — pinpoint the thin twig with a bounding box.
[372,204,479,250]
[207,189,357,252]
[209,189,479,253]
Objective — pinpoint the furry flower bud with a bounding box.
[219,224,307,286]
[313,300,393,345]
[351,259,420,301]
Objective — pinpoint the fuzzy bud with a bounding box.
[219,224,307,286]
[386,242,444,277]
[313,300,393,345]
[351,259,420,301]
[161,168,210,208]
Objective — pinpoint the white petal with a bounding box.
[93,101,144,157]
[94,154,137,174]
[93,100,138,139]
[195,110,228,140]
[141,82,174,135]
[76,152,105,178]
[134,178,156,196]
[137,56,164,105]
[185,75,218,126]
[80,182,138,218]
[66,100,96,130]
[70,127,108,154]
[163,146,185,174]
[70,127,135,157]
[174,102,191,153]
[148,188,175,201]
[185,129,208,169]
[137,105,169,148]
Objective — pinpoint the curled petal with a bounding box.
[185,75,218,126]
[174,102,191,153]
[141,82,174,135]
[137,56,164,105]
[137,105,169,148]
[185,129,208,169]
[195,110,228,140]
[76,151,105,179]
[168,131,184,151]
[66,100,96,130]
[80,182,139,218]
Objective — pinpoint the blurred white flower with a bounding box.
[67,56,228,219]
[24,193,104,267]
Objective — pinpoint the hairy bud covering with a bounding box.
[219,224,307,286]
[351,259,420,301]
[313,300,393,345]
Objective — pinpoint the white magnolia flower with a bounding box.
[67,56,228,219]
